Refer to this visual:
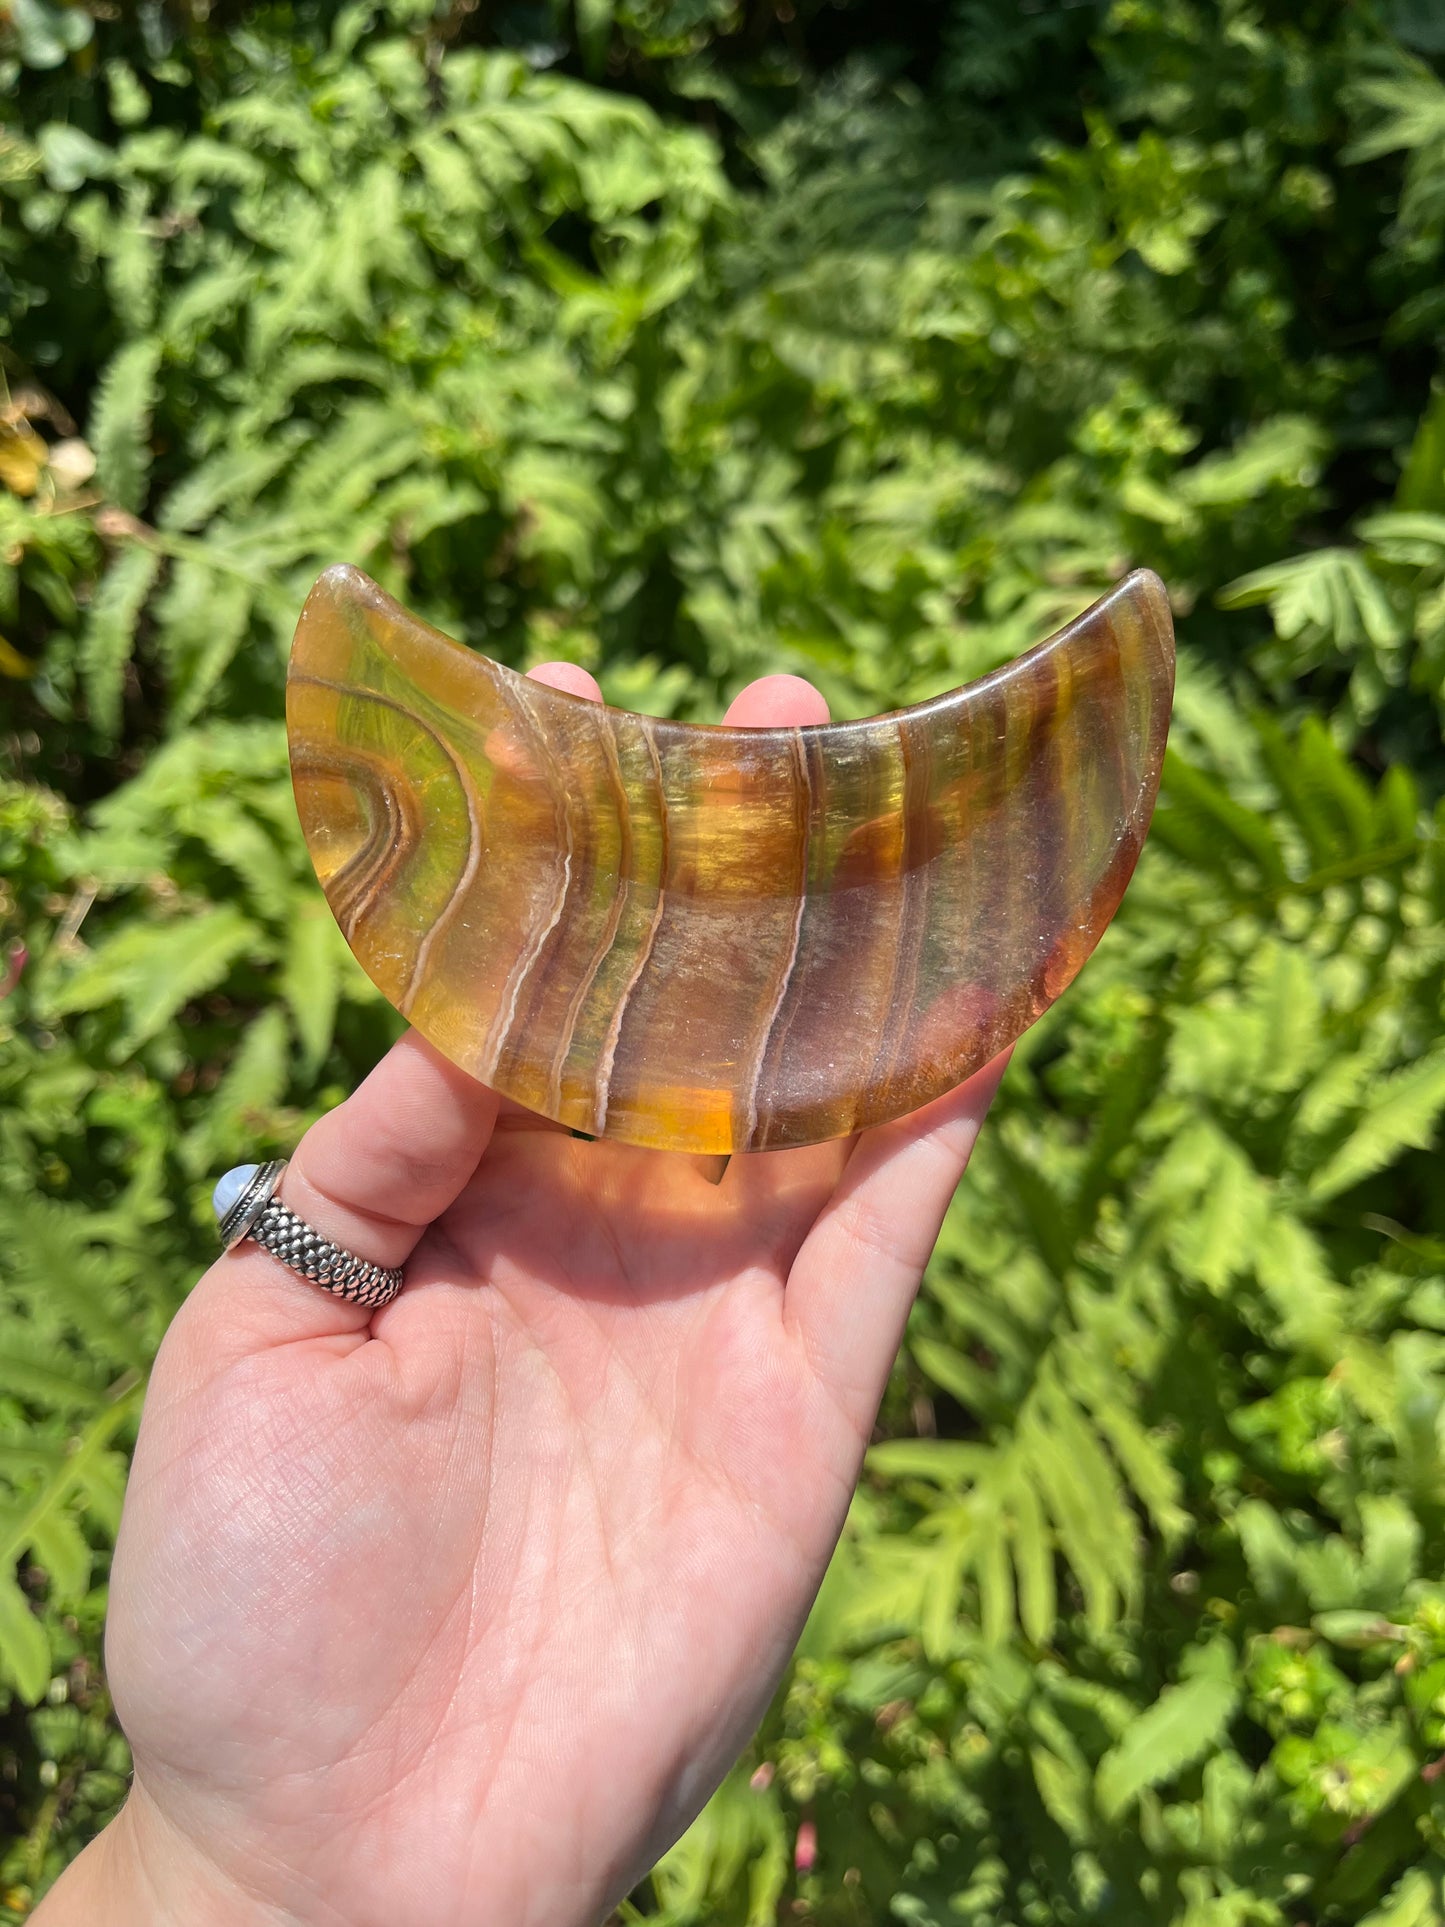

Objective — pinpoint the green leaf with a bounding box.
[867,1440,990,1485]
[0,1196,152,1372]
[1396,382,1445,513]
[193,1005,290,1168]
[161,568,255,723]
[0,1570,50,1703]
[47,904,258,1051]
[1311,1049,1445,1200]
[37,121,111,190]
[1009,1463,1056,1646]
[1031,1744,1094,1845]
[1345,59,1445,165]
[29,1508,92,1602]
[1179,416,1327,510]
[1157,753,1290,893]
[1095,1650,1238,1820]
[80,542,162,736]
[12,0,94,68]
[1221,547,1405,653]
[90,338,162,513]
[977,1514,1014,1646]
[1235,1500,1302,1610]
[281,903,344,1079]
[0,1347,106,1415]
[912,1336,996,1414]
[1020,1398,1128,1637]
[1254,1214,1347,1360]
[1152,1122,1270,1292]
[1355,1866,1441,1927]
[1359,1495,1421,1604]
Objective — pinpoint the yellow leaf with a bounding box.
[0,423,47,497]
[0,634,36,679]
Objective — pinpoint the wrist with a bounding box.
[34,1782,298,1927]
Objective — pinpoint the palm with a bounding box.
[109,1125,891,1925]
[90,670,1004,1927]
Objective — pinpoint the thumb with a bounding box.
[169,655,598,1370]
[176,1031,499,1367]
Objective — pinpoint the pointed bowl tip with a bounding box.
[1123,565,1174,630]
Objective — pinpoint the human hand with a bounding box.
[38,667,1006,1927]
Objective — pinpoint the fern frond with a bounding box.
[0,1571,49,1701]
[44,903,258,1052]
[186,1006,290,1172]
[1095,1646,1238,1820]
[1311,1049,1445,1200]
[80,541,162,736]
[0,1388,141,1704]
[90,337,162,513]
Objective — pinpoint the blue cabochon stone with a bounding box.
[213,1164,259,1224]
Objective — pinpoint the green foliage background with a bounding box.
[3,0,1445,1918]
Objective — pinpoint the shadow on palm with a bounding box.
[422,1119,849,1314]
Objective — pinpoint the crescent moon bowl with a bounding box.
[287,567,1174,1154]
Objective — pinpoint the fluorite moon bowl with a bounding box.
[287,567,1174,1155]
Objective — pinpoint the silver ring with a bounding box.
[213,1160,405,1310]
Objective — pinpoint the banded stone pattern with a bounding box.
[287,565,1175,1154]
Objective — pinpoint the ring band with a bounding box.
[213,1159,405,1310]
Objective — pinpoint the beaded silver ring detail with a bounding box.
[213,1159,404,1310]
